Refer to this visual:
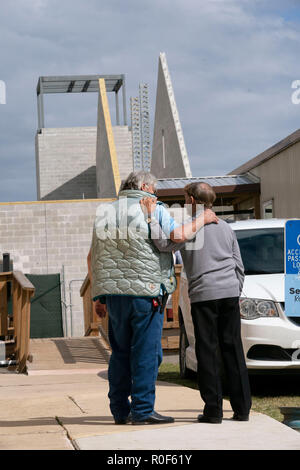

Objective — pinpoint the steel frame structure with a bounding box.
[36,74,127,130]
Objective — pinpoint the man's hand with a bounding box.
[204,209,219,225]
[94,299,107,318]
[140,197,157,216]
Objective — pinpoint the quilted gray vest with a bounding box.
[91,189,176,299]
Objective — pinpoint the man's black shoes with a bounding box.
[132,411,175,425]
[232,413,249,421]
[197,414,222,424]
[115,411,249,425]
[114,414,132,425]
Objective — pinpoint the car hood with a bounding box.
[241,273,284,303]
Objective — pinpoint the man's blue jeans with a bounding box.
[106,295,164,422]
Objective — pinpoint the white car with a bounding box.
[179,218,300,377]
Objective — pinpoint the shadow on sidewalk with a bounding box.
[0,414,208,427]
[53,338,110,365]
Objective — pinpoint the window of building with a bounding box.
[263,199,274,219]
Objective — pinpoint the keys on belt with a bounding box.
[152,295,167,311]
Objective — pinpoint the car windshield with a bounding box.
[235,228,284,275]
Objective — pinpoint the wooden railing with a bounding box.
[0,271,35,373]
[80,264,183,350]
[80,275,105,338]
[161,264,182,350]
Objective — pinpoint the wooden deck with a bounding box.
[27,337,111,375]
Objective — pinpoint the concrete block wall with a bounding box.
[36,127,98,200]
[112,126,133,183]
[36,126,133,201]
[0,199,102,337]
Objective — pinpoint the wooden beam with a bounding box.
[0,281,8,336]
[230,194,256,206]
[157,183,260,199]
[12,281,21,363]
[18,290,31,373]
[80,274,90,297]
[0,272,13,282]
[254,194,261,219]
[13,271,35,293]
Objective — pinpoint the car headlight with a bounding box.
[239,298,279,320]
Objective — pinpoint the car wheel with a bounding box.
[179,322,194,379]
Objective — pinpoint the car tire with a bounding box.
[179,322,194,379]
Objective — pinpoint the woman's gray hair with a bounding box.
[120,171,158,191]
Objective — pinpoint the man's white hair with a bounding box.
[121,171,158,191]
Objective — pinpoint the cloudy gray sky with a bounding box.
[1,0,300,201]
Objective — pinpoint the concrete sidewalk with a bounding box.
[0,338,299,450]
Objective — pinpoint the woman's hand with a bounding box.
[140,197,157,216]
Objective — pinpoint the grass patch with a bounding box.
[158,363,198,390]
[249,396,299,422]
[158,363,300,423]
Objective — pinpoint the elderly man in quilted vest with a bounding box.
[87,171,218,425]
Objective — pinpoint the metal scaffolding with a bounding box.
[130,83,151,171]
[130,96,142,171]
[139,83,151,171]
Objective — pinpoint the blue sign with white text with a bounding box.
[285,220,300,317]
